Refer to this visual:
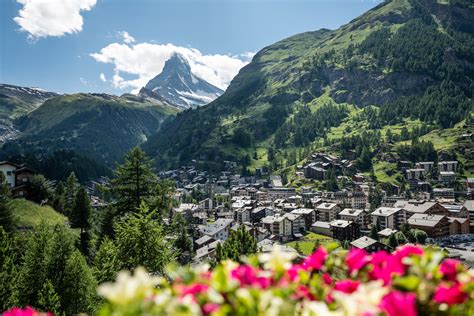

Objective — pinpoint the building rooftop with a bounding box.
[372,207,402,217]
[351,236,378,249]
[339,208,365,217]
[407,213,446,227]
[329,219,353,228]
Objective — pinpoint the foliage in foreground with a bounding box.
[92,245,474,316]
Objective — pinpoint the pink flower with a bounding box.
[380,291,417,316]
[322,273,333,285]
[202,303,219,315]
[231,265,271,288]
[433,284,467,305]
[292,285,315,301]
[3,307,51,316]
[394,245,424,260]
[369,251,405,284]
[178,283,209,297]
[346,248,370,273]
[287,264,303,282]
[334,280,360,294]
[439,259,461,281]
[302,247,327,271]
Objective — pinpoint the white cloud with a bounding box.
[117,31,135,44]
[90,41,254,93]
[99,72,107,82]
[14,0,97,40]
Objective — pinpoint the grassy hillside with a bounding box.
[144,0,474,174]
[8,199,68,229]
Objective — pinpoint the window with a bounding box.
[6,171,12,176]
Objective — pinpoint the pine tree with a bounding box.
[111,147,157,215]
[0,172,13,233]
[114,202,174,274]
[0,227,17,311]
[62,250,97,315]
[70,187,92,254]
[369,225,379,241]
[37,280,61,315]
[93,237,120,284]
[27,175,51,204]
[388,233,398,248]
[150,179,175,219]
[64,172,79,216]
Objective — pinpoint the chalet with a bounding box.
[438,161,458,172]
[316,203,341,222]
[407,214,450,239]
[339,208,369,229]
[291,208,317,230]
[394,200,448,217]
[311,221,332,237]
[439,171,456,185]
[448,217,470,235]
[377,228,398,239]
[371,207,405,230]
[405,168,426,181]
[329,219,359,241]
[304,163,326,180]
[415,162,435,173]
[464,200,474,233]
[432,188,455,200]
[284,213,305,236]
[350,236,391,253]
[198,218,234,241]
[0,161,35,198]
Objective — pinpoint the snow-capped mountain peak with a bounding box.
[139,53,223,108]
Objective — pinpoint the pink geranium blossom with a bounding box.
[3,307,51,316]
[202,303,219,315]
[439,259,460,281]
[380,291,417,316]
[433,284,467,305]
[346,248,370,273]
[302,247,327,271]
[333,280,360,294]
[177,283,209,297]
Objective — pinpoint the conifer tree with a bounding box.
[0,227,17,311]
[388,233,398,248]
[37,280,61,315]
[114,202,174,274]
[111,147,157,215]
[93,237,120,284]
[369,225,379,241]
[64,172,79,216]
[0,182,13,233]
[70,187,92,254]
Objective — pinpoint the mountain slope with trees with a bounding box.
[1,93,179,166]
[143,0,474,173]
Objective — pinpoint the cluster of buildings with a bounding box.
[166,159,474,262]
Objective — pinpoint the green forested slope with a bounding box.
[143,0,473,173]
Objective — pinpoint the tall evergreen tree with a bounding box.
[37,280,61,315]
[114,202,174,274]
[0,227,17,310]
[150,179,175,219]
[64,172,79,216]
[62,250,97,315]
[93,237,120,284]
[111,147,157,215]
[70,187,92,254]
[0,172,13,233]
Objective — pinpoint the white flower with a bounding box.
[165,295,203,316]
[98,267,160,304]
[332,281,388,316]
[300,301,344,316]
[259,244,296,271]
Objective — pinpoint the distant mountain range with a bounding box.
[0,84,58,142]
[139,53,223,108]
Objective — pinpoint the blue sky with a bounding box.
[0,0,382,95]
